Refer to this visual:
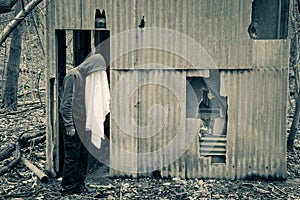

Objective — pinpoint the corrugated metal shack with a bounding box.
[45,0,290,180]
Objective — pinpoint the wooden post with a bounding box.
[288,32,300,151]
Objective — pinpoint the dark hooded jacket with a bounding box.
[59,54,107,133]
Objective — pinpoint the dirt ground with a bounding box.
[0,102,299,200]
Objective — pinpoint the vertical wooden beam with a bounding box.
[48,77,55,175]
[45,0,56,177]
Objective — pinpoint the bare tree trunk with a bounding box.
[288,101,300,151]
[288,33,300,151]
[288,0,300,151]
[1,0,22,111]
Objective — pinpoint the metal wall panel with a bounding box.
[49,0,255,70]
[45,0,289,179]
[186,0,252,69]
[252,40,290,68]
[48,0,289,70]
[110,70,139,177]
[110,70,187,177]
[55,0,82,29]
[220,68,288,179]
[185,68,288,180]
[46,0,285,69]
[136,70,186,178]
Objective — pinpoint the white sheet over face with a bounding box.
[85,70,110,148]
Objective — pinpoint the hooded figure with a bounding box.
[59,54,110,195]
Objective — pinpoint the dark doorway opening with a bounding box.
[55,29,110,175]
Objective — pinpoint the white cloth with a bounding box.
[85,71,110,148]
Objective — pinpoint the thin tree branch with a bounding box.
[0,0,43,46]
[0,139,21,176]
[30,13,44,56]
[1,42,7,97]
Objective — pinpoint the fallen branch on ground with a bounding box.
[21,157,48,182]
[20,133,46,147]
[4,104,43,115]
[0,140,21,176]
[269,183,287,195]
[0,131,45,161]
[0,145,15,161]
[0,190,36,198]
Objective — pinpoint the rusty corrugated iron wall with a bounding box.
[218,68,287,179]
[109,67,288,179]
[50,0,253,69]
[45,0,289,179]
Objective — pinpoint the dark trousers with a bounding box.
[61,130,88,190]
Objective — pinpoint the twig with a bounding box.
[254,186,270,194]
[17,100,41,106]
[269,183,287,195]
[0,140,21,176]
[34,70,45,112]
[30,13,44,56]
[1,41,7,97]
[4,104,42,115]
[0,131,45,161]
[38,0,54,11]
[0,145,15,161]
[21,135,46,149]
[0,190,36,198]
[75,194,103,200]
[18,89,46,98]
[0,156,20,176]
[20,131,46,141]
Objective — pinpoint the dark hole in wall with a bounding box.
[186,70,228,164]
[249,0,289,39]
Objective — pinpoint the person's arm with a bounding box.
[60,74,76,136]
